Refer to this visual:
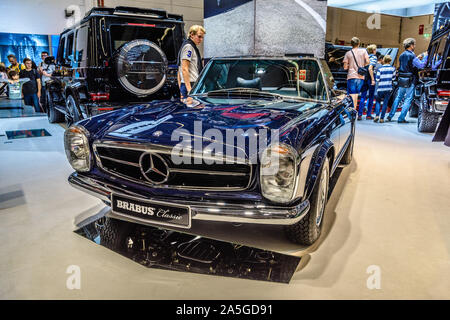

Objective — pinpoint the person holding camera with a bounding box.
[387,38,424,123]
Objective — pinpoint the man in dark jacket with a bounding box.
[387,38,423,123]
[19,58,42,113]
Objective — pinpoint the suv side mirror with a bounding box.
[63,55,73,67]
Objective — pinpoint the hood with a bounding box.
[81,98,325,158]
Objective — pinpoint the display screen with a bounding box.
[0,32,50,66]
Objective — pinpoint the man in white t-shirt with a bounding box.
[177,25,206,104]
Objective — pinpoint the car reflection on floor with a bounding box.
[75,219,301,284]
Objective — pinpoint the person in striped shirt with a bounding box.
[374,55,396,123]
[358,44,378,120]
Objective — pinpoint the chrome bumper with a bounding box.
[68,173,310,226]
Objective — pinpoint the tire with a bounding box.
[340,125,355,165]
[418,94,440,133]
[65,94,81,127]
[100,217,134,251]
[284,157,330,245]
[47,91,64,123]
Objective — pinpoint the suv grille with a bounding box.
[93,142,253,190]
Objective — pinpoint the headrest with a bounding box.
[236,77,261,90]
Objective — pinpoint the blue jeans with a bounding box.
[347,78,364,94]
[180,82,194,99]
[388,83,415,121]
[359,82,376,117]
[23,93,42,112]
[375,90,392,119]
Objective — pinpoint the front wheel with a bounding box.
[47,91,64,123]
[284,157,330,245]
[100,217,134,251]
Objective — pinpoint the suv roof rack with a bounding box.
[83,6,183,21]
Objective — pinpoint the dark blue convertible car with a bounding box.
[65,56,356,245]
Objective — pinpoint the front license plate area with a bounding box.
[111,194,191,228]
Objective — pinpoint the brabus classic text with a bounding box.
[116,200,183,220]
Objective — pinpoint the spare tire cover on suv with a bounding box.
[115,39,168,97]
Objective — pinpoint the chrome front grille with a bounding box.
[93,141,253,190]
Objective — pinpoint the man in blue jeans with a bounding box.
[358,44,378,120]
[387,38,426,123]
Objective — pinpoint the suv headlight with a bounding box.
[260,144,298,203]
[64,125,92,172]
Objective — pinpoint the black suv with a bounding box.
[415,23,450,132]
[46,6,185,125]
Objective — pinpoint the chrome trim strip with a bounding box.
[169,168,248,176]
[99,155,140,167]
[69,173,310,226]
[94,141,249,164]
[93,141,253,191]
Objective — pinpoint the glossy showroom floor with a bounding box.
[0,115,449,299]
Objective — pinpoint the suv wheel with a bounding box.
[418,94,440,133]
[284,157,329,245]
[47,91,64,123]
[65,95,81,126]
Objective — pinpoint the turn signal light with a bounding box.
[89,92,110,101]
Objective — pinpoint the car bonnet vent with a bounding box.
[113,6,168,19]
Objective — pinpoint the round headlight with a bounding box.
[260,144,298,203]
[64,125,92,172]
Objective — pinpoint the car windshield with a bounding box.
[191,58,329,102]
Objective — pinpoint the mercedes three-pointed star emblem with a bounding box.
[139,152,170,184]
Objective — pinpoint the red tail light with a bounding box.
[89,92,110,101]
[127,23,155,27]
[437,90,450,97]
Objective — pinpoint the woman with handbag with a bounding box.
[343,37,370,117]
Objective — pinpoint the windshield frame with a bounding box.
[190,57,331,104]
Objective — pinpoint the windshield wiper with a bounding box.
[193,88,286,101]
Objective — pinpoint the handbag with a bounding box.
[351,49,369,78]
[397,72,413,88]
